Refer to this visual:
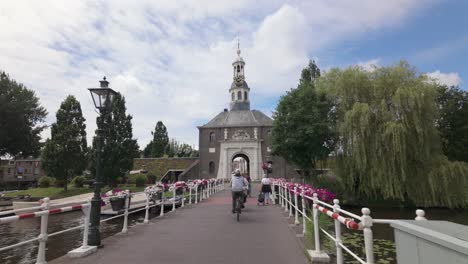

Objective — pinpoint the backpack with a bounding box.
[258,193,265,203]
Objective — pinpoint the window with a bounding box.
[244,91,248,100]
[209,162,215,174]
[7,168,10,173]
[237,91,242,100]
[237,65,240,73]
[209,132,216,142]
[231,92,235,101]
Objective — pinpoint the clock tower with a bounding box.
[229,39,250,111]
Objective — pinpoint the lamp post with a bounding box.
[88,77,117,247]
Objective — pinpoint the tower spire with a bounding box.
[237,36,241,57]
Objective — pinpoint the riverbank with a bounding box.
[3,185,146,199]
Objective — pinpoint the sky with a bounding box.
[1,0,467,149]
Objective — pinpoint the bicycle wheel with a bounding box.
[236,198,241,222]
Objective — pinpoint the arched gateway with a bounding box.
[197,40,298,181]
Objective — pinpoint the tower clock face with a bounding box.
[235,75,244,85]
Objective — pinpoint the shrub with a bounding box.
[71,176,86,188]
[147,174,157,184]
[38,176,55,188]
[135,174,147,187]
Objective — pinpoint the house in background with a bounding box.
[0,157,43,189]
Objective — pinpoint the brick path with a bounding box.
[51,186,309,264]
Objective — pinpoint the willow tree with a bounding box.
[319,61,468,208]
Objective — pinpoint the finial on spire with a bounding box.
[237,36,241,57]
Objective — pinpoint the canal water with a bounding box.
[0,205,467,264]
[0,207,164,264]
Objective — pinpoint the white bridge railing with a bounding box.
[0,179,225,264]
[272,180,427,264]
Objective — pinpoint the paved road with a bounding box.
[52,186,309,264]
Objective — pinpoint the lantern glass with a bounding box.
[88,88,117,111]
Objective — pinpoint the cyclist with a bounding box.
[231,169,248,214]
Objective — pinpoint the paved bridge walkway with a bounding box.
[52,186,309,264]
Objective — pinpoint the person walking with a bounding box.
[244,174,252,197]
[260,174,272,205]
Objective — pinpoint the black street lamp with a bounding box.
[88,76,117,247]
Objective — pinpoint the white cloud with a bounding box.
[426,71,462,87]
[357,58,381,72]
[0,0,434,148]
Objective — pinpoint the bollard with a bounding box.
[294,186,300,225]
[181,188,185,208]
[172,187,176,212]
[160,190,165,217]
[333,199,343,264]
[301,188,307,235]
[361,208,374,264]
[121,193,130,233]
[36,197,50,264]
[144,192,150,224]
[415,209,427,220]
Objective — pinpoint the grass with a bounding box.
[5,184,146,199]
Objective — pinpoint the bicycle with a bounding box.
[235,194,242,222]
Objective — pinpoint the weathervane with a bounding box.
[237,36,241,57]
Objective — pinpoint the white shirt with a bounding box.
[261,178,271,185]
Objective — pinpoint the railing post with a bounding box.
[294,186,300,225]
[121,193,130,233]
[301,188,307,235]
[172,186,176,212]
[308,193,330,262]
[333,199,343,264]
[312,193,321,252]
[181,188,185,208]
[207,182,211,198]
[160,190,165,217]
[189,185,193,205]
[288,185,293,218]
[144,191,150,224]
[415,209,427,220]
[195,185,198,204]
[36,197,50,264]
[280,184,284,207]
[284,185,289,213]
[271,183,276,205]
[68,200,97,258]
[361,208,374,264]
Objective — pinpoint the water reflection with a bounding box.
[0,208,161,264]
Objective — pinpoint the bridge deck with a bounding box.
[52,186,309,264]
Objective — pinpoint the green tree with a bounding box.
[143,140,153,158]
[165,138,179,157]
[0,71,47,157]
[41,96,87,191]
[151,121,169,157]
[92,93,139,187]
[436,85,468,162]
[321,61,468,208]
[271,60,335,177]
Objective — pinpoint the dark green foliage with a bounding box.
[151,121,169,157]
[38,176,55,188]
[41,96,87,192]
[143,141,153,158]
[92,93,139,187]
[71,176,86,188]
[0,71,47,157]
[436,85,468,162]
[147,174,157,184]
[271,60,336,176]
[134,174,147,187]
[165,139,194,157]
[321,61,468,208]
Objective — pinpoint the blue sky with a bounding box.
[0,0,466,148]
